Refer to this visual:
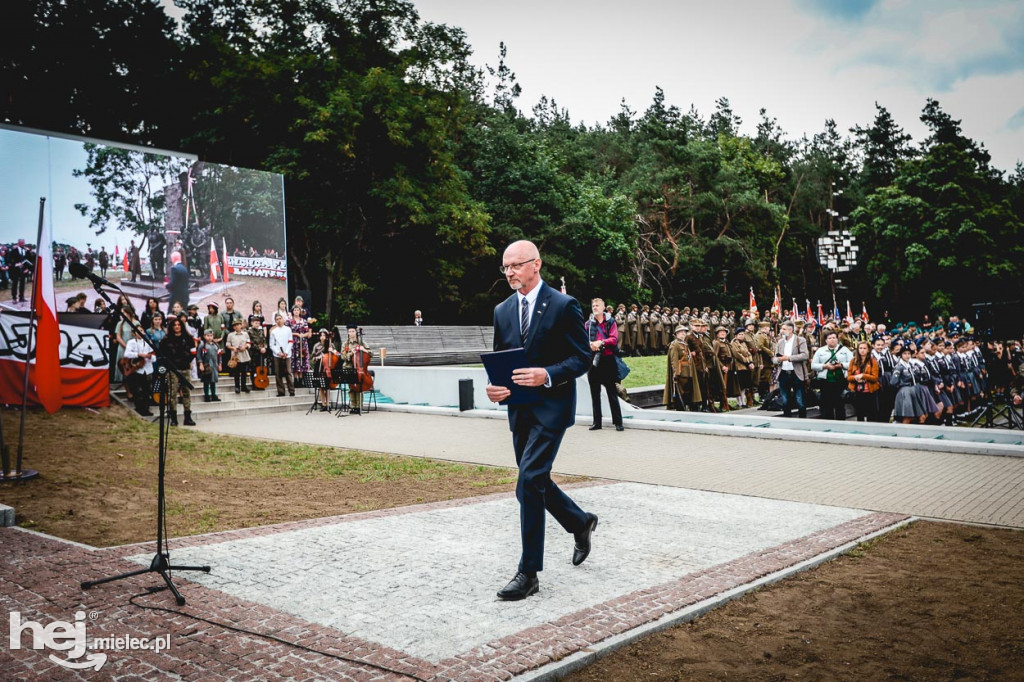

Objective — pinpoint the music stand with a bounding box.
[79,278,210,605]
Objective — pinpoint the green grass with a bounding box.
[620,355,667,389]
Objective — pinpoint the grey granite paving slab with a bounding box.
[130,483,868,663]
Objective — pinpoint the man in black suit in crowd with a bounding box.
[485,240,599,601]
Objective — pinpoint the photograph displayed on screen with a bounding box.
[0,126,287,328]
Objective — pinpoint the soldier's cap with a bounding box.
[683,306,691,312]
[734,328,746,336]
[187,304,199,311]
[631,303,638,309]
[759,321,771,328]
[712,310,720,315]
[346,323,358,330]
[642,305,649,311]
[232,318,244,327]
[674,325,688,334]
[653,305,661,311]
[692,319,706,327]
[795,319,805,327]
[207,302,219,311]
[715,325,728,334]
[745,320,756,328]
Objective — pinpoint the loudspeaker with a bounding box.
[458,378,474,411]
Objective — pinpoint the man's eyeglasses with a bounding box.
[498,258,537,275]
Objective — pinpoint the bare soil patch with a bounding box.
[0,404,563,547]
[566,521,1024,681]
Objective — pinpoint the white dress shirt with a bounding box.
[269,324,293,358]
[781,335,795,371]
[124,337,155,375]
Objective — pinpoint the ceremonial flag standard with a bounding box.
[806,299,813,322]
[771,288,782,316]
[749,288,758,316]
[845,300,854,324]
[861,301,869,322]
[817,301,825,326]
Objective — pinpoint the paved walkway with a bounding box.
[1,484,906,680]
[197,409,1024,528]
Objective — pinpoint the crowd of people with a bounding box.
[112,293,372,423]
[583,302,1023,426]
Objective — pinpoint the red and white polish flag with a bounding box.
[32,217,63,414]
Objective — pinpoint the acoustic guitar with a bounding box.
[118,357,146,378]
[253,359,270,390]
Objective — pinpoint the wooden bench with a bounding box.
[335,325,493,366]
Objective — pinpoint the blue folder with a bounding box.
[480,348,538,405]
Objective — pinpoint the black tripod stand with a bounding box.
[77,271,210,605]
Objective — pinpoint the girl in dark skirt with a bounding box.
[892,347,927,423]
[913,346,944,423]
[939,342,965,413]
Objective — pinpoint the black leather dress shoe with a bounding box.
[615,424,624,431]
[588,424,601,431]
[497,572,539,601]
[572,513,599,566]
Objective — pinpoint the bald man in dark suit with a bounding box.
[486,240,599,601]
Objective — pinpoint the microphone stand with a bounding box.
[79,277,210,605]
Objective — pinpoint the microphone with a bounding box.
[68,262,120,289]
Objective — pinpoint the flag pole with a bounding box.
[14,199,46,476]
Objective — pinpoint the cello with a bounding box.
[349,327,374,395]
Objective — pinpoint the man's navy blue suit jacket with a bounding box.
[492,282,592,433]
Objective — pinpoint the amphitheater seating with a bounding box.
[337,325,494,366]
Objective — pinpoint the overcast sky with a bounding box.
[412,0,1024,173]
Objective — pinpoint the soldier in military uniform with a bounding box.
[709,310,721,330]
[691,318,719,412]
[730,328,755,407]
[639,305,651,356]
[626,304,639,355]
[742,320,762,404]
[713,325,738,411]
[665,325,701,410]
[615,304,629,356]
[668,307,681,345]
[651,305,664,355]
[755,320,775,396]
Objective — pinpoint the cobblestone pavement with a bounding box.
[1,483,907,681]
[199,410,1024,528]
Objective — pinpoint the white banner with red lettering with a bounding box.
[226,256,286,279]
[0,312,110,408]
